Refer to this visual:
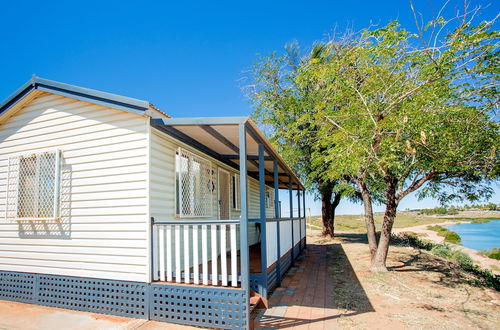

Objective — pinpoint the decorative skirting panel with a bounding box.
[0,271,36,304]
[0,271,148,319]
[150,283,247,329]
[0,243,307,329]
[37,274,149,318]
[0,270,248,329]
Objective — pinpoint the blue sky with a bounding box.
[0,0,498,215]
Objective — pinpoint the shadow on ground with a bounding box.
[336,232,478,289]
[254,240,374,329]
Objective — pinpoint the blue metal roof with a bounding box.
[0,76,151,116]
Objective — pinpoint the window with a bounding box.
[6,150,62,220]
[176,148,213,217]
[265,187,274,209]
[231,174,240,210]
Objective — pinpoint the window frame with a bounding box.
[265,187,274,209]
[175,147,214,218]
[6,149,62,221]
[231,173,240,211]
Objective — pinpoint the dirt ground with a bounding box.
[319,231,500,329]
[0,300,195,330]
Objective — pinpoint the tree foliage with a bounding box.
[246,43,347,237]
[246,8,499,269]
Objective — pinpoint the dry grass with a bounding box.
[308,211,451,232]
[321,232,500,329]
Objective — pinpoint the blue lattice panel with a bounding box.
[150,283,247,329]
[37,274,148,318]
[0,271,36,303]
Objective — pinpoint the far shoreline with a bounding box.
[394,219,500,274]
[307,210,500,274]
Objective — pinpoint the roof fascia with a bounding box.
[152,117,249,126]
[0,76,150,117]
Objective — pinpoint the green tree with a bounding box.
[301,19,499,270]
[247,43,346,237]
[247,14,499,270]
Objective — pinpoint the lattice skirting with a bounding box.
[0,271,148,318]
[0,271,36,304]
[0,270,248,329]
[150,283,247,329]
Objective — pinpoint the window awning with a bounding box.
[151,117,305,190]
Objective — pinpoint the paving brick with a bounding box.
[252,241,342,329]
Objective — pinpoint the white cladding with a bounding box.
[0,92,277,283]
[0,92,150,282]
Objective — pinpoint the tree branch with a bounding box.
[396,170,438,203]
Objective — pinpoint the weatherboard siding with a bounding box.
[0,93,150,282]
[150,128,275,245]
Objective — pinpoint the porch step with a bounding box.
[249,289,269,312]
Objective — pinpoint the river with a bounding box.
[447,219,500,251]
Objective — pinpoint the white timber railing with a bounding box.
[261,217,307,268]
[152,219,240,287]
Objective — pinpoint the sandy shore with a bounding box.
[393,221,500,274]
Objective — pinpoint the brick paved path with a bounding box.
[254,242,340,329]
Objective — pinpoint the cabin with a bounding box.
[0,77,307,329]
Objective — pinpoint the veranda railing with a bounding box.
[152,219,240,287]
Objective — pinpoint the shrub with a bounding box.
[481,248,500,260]
[431,244,453,258]
[450,250,474,267]
[486,203,498,210]
[470,219,490,224]
[427,225,447,234]
[420,207,449,215]
[427,225,461,244]
[444,231,462,244]
[391,232,434,250]
[391,233,499,291]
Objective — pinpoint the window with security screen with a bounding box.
[176,148,213,218]
[265,187,274,209]
[5,150,62,221]
[231,174,240,210]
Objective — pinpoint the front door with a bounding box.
[218,168,230,220]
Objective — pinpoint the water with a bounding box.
[446,219,500,251]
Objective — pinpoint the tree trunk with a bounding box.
[356,180,378,260]
[321,189,334,237]
[371,177,398,272]
[331,192,342,233]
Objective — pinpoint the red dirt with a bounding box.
[254,231,500,329]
